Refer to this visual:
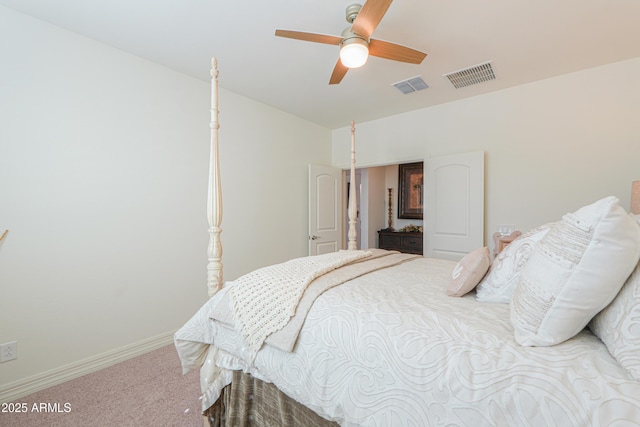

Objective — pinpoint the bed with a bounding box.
[174,58,640,426]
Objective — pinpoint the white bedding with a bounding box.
[175,256,640,426]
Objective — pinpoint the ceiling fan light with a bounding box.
[340,38,369,68]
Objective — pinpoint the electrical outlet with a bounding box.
[0,341,17,362]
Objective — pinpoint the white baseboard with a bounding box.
[0,330,176,403]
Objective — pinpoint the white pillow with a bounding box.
[589,262,640,379]
[589,215,640,380]
[447,247,490,297]
[511,196,640,347]
[475,224,552,303]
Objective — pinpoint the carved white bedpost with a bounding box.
[207,58,223,296]
[347,120,358,250]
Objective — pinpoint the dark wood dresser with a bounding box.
[378,230,423,255]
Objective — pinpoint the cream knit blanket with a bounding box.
[230,250,372,354]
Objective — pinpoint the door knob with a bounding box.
[309,235,320,240]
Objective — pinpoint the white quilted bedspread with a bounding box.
[230,250,371,355]
[175,257,640,426]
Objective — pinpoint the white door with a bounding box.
[424,151,484,260]
[309,164,343,255]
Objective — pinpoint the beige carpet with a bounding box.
[1,344,203,427]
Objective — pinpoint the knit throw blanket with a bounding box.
[230,250,372,355]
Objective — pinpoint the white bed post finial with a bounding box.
[207,57,223,296]
[347,120,358,250]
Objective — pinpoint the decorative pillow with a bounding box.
[475,224,552,303]
[447,247,491,297]
[511,196,640,347]
[589,215,640,380]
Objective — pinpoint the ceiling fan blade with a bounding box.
[329,59,349,85]
[351,0,393,39]
[275,29,342,45]
[369,39,427,64]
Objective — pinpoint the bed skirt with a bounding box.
[205,370,339,427]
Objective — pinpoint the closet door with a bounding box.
[424,151,484,260]
[308,164,343,255]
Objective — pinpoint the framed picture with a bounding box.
[398,162,424,219]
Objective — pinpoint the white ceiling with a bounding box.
[2,0,639,129]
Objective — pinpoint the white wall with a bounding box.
[332,57,640,244]
[0,6,330,393]
[364,166,386,247]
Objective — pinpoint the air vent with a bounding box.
[392,76,429,94]
[443,61,495,89]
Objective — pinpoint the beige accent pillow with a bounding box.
[475,224,552,303]
[511,196,640,347]
[589,215,640,380]
[447,247,491,297]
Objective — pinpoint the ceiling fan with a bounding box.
[275,0,427,85]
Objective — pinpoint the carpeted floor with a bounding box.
[1,344,203,427]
